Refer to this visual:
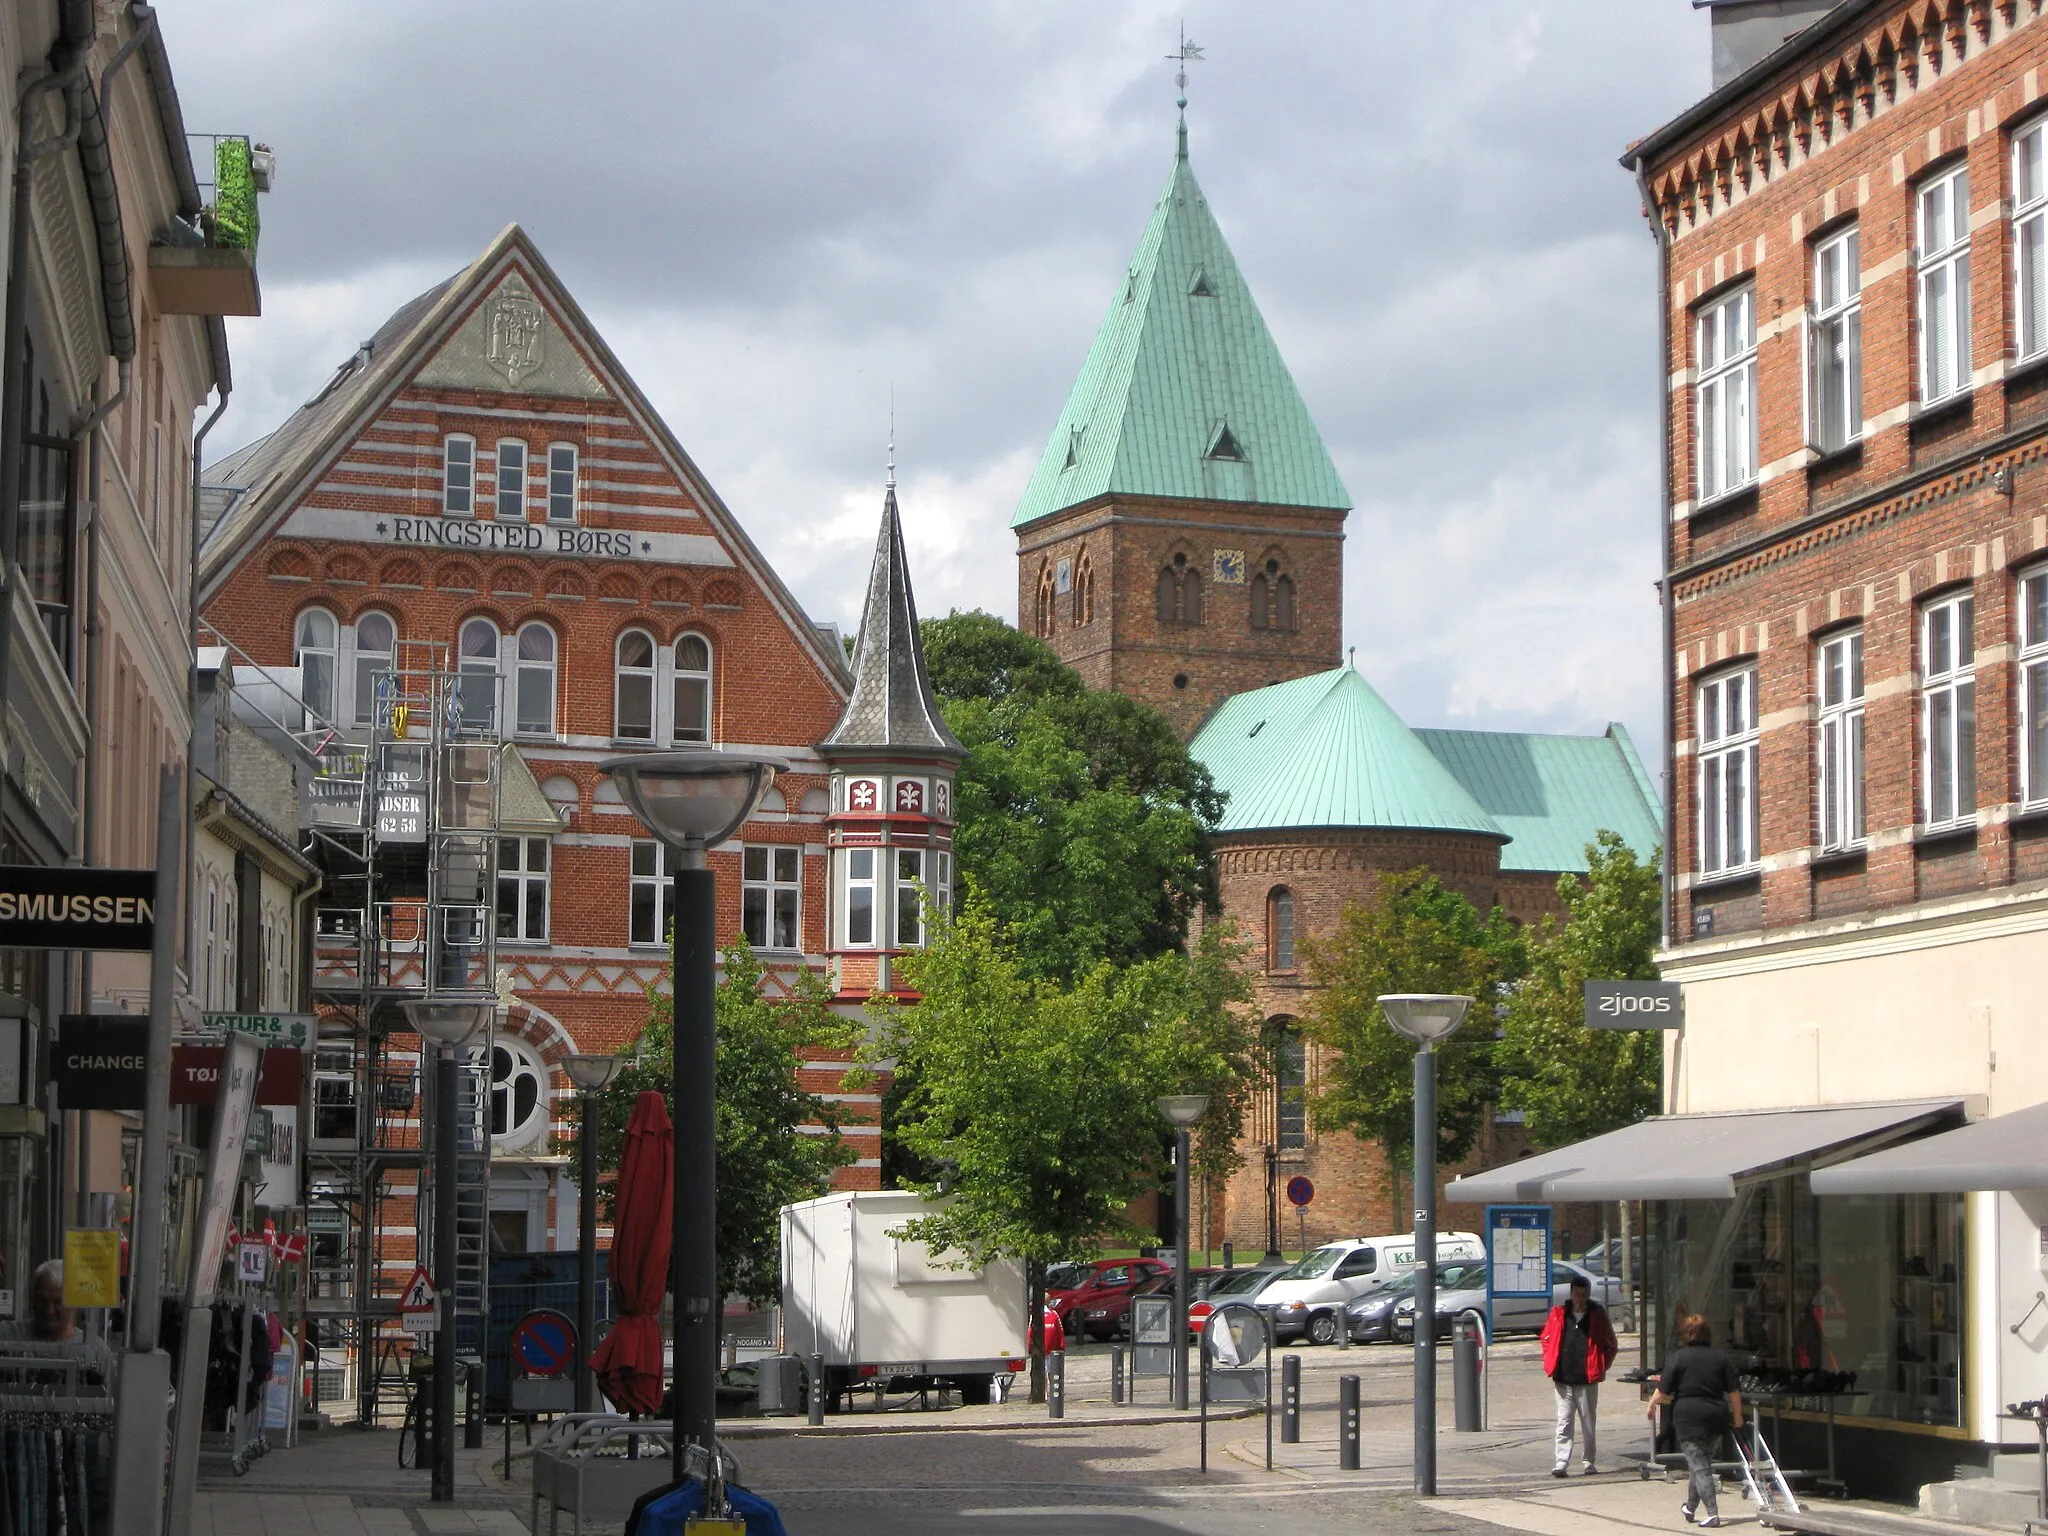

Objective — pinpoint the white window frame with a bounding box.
[895,848,927,948]
[1922,590,1977,829]
[458,616,500,734]
[629,839,670,947]
[494,438,528,521]
[2018,120,2048,363]
[742,844,801,952]
[442,434,475,516]
[489,1036,550,1152]
[1816,629,1866,852]
[1696,667,1759,877]
[2021,568,2048,806]
[673,634,711,745]
[844,847,877,948]
[350,611,397,728]
[513,621,557,738]
[497,835,550,944]
[546,442,578,524]
[1696,285,1757,502]
[1917,163,1972,406]
[615,628,657,741]
[933,849,951,925]
[295,607,338,724]
[1805,227,1862,452]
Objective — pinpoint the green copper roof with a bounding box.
[1415,725,1664,874]
[1191,670,1505,840]
[1011,138,1351,529]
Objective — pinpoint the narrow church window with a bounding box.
[674,634,712,744]
[1268,1020,1307,1151]
[442,436,474,516]
[1250,573,1269,630]
[1180,562,1203,625]
[615,629,655,740]
[1036,563,1056,639]
[1072,552,1094,625]
[1157,565,1177,625]
[1275,574,1296,631]
[1268,886,1295,971]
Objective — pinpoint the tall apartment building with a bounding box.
[1455,0,2048,1497]
[1,2,262,1312]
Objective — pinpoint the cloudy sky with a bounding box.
[160,2,1707,769]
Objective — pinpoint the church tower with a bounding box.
[1011,122,1350,738]
[821,478,965,1002]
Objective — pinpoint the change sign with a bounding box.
[0,868,155,950]
[52,1018,148,1110]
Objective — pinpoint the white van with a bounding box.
[1258,1230,1485,1345]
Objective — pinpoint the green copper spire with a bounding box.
[1010,139,1351,529]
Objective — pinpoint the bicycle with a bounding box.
[397,1355,434,1469]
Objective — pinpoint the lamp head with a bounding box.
[1157,1094,1211,1127]
[400,993,496,1050]
[1377,993,1473,1049]
[563,1053,624,1093]
[602,750,787,852]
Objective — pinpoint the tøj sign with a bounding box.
[0,867,155,951]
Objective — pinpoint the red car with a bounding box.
[1046,1258,1170,1335]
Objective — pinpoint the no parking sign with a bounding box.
[512,1308,578,1378]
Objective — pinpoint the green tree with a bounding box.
[1497,832,1664,1147]
[1302,871,1526,1176]
[875,899,1255,1399]
[922,612,1220,981]
[595,941,858,1305]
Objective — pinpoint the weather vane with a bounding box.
[887,384,896,490]
[1168,24,1204,116]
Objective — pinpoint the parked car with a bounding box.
[1394,1258,1627,1339]
[1078,1268,1221,1341]
[1259,1231,1486,1346]
[1380,1263,1489,1343]
[1343,1267,1438,1343]
[1573,1238,1643,1280]
[1190,1265,1286,1337]
[1047,1257,1170,1335]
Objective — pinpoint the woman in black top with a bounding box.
[1646,1315,1744,1527]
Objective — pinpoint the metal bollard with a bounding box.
[464,1360,483,1449]
[1339,1374,1361,1471]
[1222,1241,1235,1270]
[1280,1354,1301,1443]
[1048,1350,1066,1419]
[808,1353,825,1426]
[1452,1314,1482,1432]
[1110,1344,1125,1404]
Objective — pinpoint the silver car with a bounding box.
[1395,1258,1629,1338]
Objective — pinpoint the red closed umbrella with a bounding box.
[589,1089,672,1414]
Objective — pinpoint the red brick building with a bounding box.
[1013,123,1663,1256]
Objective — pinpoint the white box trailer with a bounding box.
[780,1189,1027,1405]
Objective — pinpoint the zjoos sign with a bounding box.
[1582,980,1683,1030]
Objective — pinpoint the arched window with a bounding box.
[1269,1021,1307,1151]
[1158,552,1202,626]
[352,611,396,727]
[442,435,475,516]
[458,617,499,732]
[515,622,557,737]
[674,634,711,743]
[615,629,656,740]
[1035,564,1056,639]
[1156,564,1177,624]
[1275,574,1296,632]
[489,1036,550,1152]
[1073,551,1094,625]
[1180,561,1203,625]
[1250,573,1270,631]
[1268,886,1295,971]
[295,608,338,722]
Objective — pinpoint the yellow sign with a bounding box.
[684,1521,746,1534]
[63,1230,120,1308]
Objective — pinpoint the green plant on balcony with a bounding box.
[212,137,259,252]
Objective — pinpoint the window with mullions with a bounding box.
[1696,667,1758,876]
[1270,1024,1307,1152]
[497,836,549,943]
[296,608,338,724]
[845,847,876,946]
[616,629,655,741]
[442,435,475,516]
[458,618,499,733]
[1268,886,1295,971]
[514,622,557,737]
[489,1037,549,1151]
[629,840,671,946]
[1696,285,1756,501]
[351,612,396,727]
[494,439,528,520]
[1806,227,1861,452]
[21,374,73,661]
[742,845,800,951]
[1918,164,1972,405]
[2020,570,2048,805]
[673,635,711,743]
[1923,591,1976,828]
[546,443,577,523]
[2019,121,2048,362]
[1817,630,1866,852]
[895,849,929,948]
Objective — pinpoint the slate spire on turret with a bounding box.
[822,483,964,759]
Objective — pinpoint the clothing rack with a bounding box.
[0,1339,116,1422]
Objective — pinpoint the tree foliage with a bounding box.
[1497,832,1664,1148]
[1301,871,1526,1170]
[921,611,1220,981]
[594,941,858,1305]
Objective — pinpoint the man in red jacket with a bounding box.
[1541,1274,1618,1476]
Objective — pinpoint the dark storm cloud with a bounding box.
[159,1,1707,760]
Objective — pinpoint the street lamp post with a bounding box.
[1377,993,1473,1499]
[1157,1094,1210,1412]
[563,1052,624,1413]
[401,994,497,1506]
[604,750,784,1481]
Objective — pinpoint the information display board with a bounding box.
[1485,1204,1553,1336]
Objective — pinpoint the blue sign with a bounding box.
[1485,1205,1552,1337]
[512,1308,578,1378]
[1286,1176,1314,1208]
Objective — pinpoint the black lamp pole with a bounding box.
[577,1086,600,1413]
[432,1043,460,1503]
[671,855,720,1478]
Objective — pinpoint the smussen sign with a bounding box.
[0,867,155,950]
[1582,979,1683,1029]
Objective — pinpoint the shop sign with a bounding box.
[237,1241,269,1284]
[198,1012,312,1048]
[1582,980,1683,1029]
[170,1045,302,1106]
[186,1034,262,1305]
[63,1230,120,1308]
[0,867,155,950]
[52,1017,148,1110]
[375,744,428,844]
[276,504,733,568]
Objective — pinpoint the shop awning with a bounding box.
[1810,1099,2048,1194]
[1444,1099,1966,1204]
